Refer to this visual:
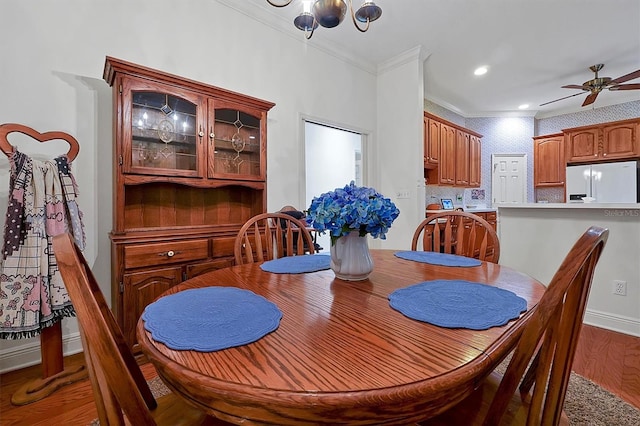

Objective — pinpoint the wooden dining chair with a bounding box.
[234,212,316,265]
[411,210,500,263]
[419,225,609,426]
[52,233,229,426]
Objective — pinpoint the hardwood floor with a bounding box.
[0,325,638,425]
[571,324,640,408]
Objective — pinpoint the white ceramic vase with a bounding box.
[330,232,374,281]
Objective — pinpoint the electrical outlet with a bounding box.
[396,190,411,199]
[613,280,627,296]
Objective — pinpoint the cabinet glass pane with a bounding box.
[131,91,197,171]
[213,108,261,177]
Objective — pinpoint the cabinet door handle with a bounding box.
[198,125,204,138]
[210,127,215,140]
[159,250,180,258]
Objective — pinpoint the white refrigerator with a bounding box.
[566,160,639,203]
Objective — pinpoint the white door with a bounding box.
[492,154,527,204]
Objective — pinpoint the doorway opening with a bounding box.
[304,120,364,252]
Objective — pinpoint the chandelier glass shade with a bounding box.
[266,0,382,39]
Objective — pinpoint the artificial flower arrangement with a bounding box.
[305,181,400,245]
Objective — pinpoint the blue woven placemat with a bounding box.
[260,254,331,274]
[395,250,482,267]
[388,280,527,330]
[142,287,282,352]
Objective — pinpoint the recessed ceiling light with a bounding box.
[518,104,529,110]
[474,66,488,76]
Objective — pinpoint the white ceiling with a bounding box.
[223,0,640,118]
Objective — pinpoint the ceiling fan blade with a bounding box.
[609,69,640,84]
[582,92,599,106]
[539,91,585,106]
[609,83,640,91]
[561,84,588,90]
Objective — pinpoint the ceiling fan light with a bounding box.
[294,12,318,31]
[355,2,382,23]
[313,0,347,28]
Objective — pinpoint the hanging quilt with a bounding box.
[0,151,85,339]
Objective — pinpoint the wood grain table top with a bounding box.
[137,250,545,425]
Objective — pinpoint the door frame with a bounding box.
[298,113,372,206]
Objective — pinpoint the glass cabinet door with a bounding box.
[122,77,205,177]
[208,100,265,180]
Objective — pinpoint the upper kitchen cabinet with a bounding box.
[534,133,565,187]
[468,134,481,187]
[424,112,482,188]
[423,115,440,168]
[565,118,640,164]
[454,129,470,186]
[601,119,640,160]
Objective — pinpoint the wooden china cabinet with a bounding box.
[103,57,274,350]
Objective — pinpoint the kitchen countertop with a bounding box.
[495,203,640,210]
[426,208,497,215]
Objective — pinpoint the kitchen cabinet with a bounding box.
[455,129,470,186]
[534,133,565,187]
[104,57,274,350]
[565,118,640,163]
[438,123,456,184]
[424,112,482,187]
[469,135,481,187]
[424,115,440,168]
[601,119,640,160]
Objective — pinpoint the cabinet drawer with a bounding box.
[213,237,236,257]
[124,239,209,269]
[186,258,235,279]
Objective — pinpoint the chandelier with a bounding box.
[266,0,382,39]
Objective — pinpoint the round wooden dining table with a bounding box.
[137,250,545,425]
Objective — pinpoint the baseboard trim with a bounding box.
[584,309,640,337]
[0,332,83,374]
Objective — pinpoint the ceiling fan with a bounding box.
[540,64,640,107]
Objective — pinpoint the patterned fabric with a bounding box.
[0,150,85,339]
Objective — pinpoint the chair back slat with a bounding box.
[412,211,500,263]
[234,213,316,265]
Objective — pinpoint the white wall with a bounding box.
[498,206,640,337]
[375,48,427,249]
[0,0,388,371]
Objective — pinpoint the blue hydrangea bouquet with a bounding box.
[305,181,400,245]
